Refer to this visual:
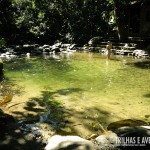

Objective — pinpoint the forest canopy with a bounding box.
[0,0,144,45]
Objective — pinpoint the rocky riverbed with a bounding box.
[1,108,150,150]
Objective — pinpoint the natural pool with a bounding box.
[1,52,150,137]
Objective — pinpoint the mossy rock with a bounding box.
[107,119,148,131]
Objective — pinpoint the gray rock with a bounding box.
[95,132,119,150]
[45,135,97,150]
[115,126,150,137]
[88,37,102,46]
[114,126,150,149]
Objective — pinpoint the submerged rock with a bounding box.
[19,122,54,143]
[18,110,59,144]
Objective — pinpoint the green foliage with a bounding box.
[0,0,15,40]
[9,0,111,43]
[107,0,131,5]
[0,0,134,43]
[38,11,44,19]
[107,0,114,4]
[0,39,6,47]
[55,0,108,43]
[31,1,36,9]
[11,0,62,43]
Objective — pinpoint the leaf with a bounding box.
[0,94,13,105]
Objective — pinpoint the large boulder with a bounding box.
[45,135,97,150]
[88,37,103,46]
[115,126,150,137]
[115,126,150,149]
[107,119,148,131]
[107,119,150,149]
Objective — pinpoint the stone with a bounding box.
[107,119,147,131]
[132,49,149,58]
[19,122,54,144]
[88,37,102,46]
[115,126,150,149]
[115,126,150,137]
[45,135,97,150]
[95,131,119,150]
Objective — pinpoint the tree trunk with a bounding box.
[113,0,128,41]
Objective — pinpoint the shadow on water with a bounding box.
[143,93,150,98]
[0,76,24,98]
[1,86,150,149]
[0,109,44,150]
[0,78,36,150]
[13,86,118,136]
[4,58,33,72]
[12,88,85,123]
[10,87,116,134]
[0,87,88,149]
[5,57,74,75]
[126,60,150,69]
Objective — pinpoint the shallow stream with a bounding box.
[1,52,150,137]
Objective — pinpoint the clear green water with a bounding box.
[2,53,150,136]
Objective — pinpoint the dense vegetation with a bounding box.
[0,0,143,45]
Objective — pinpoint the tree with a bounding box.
[54,0,108,44]
[11,0,62,43]
[0,0,15,41]
[107,0,131,41]
[2,0,134,44]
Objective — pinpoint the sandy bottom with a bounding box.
[2,86,150,139]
